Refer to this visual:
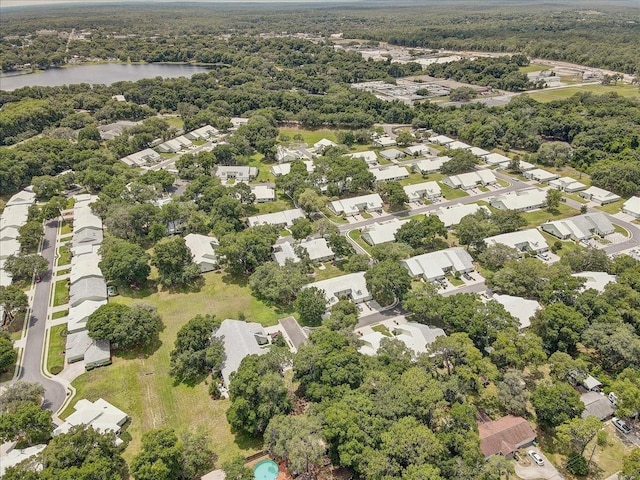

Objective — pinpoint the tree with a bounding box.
[440,149,478,175]
[99,238,150,287]
[170,315,223,384]
[264,415,326,475]
[609,369,640,420]
[549,351,589,383]
[0,381,44,413]
[3,426,127,480]
[478,243,522,271]
[227,353,291,435]
[0,402,52,445]
[621,449,640,480]
[497,370,530,416]
[249,261,309,306]
[87,303,162,351]
[491,209,526,234]
[561,247,610,273]
[378,181,409,209]
[290,217,313,240]
[131,428,183,480]
[151,236,200,287]
[532,382,584,429]
[294,287,327,326]
[395,216,447,251]
[0,331,17,373]
[490,330,547,371]
[182,430,217,480]
[4,254,48,281]
[532,303,587,353]
[312,218,339,238]
[546,188,563,211]
[327,234,355,259]
[0,285,28,323]
[222,456,253,480]
[555,416,602,456]
[371,242,414,262]
[218,226,279,275]
[395,130,415,146]
[449,87,478,102]
[18,220,43,251]
[456,209,498,251]
[536,142,572,167]
[365,259,411,306]
[323,299,359,332]
[31,175,64,201]
[297,189,326,214]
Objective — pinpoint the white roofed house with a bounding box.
[548,176,588,193]
[313,138,337,153]
[401,247,474,282]
[213,319,270,388]
[573,271,616,293]
[431,203,491,228]
[515,160,536,171]
[215,166,258,182]
[484,153,511,168]
[360,218,409,246]
[276,145,308,164]
[485,229,549,254]
[374,135,397,148]
[69,276,107,307]
[379,148,405,161]
[541,213,614,241]
[184,233,219,273]
[270,161,315,176]
[247,208,305,228]
[250,185,276,203]
[348,150,378,165]
[622,196,640,218]
[186,125,218,140]
[442,170,497,190]
[67,299,107,333]
[174,135,193,147]
[523,168,560,183]
[65,330,111,367]
[54,398,127,442]
[489,188,547,212]
[304,272,371,308]
[157,139,183,153]
[120,148,161,168]
[6,187,36,207]
[428,134,454,145]
[491,294,541,330]
[579,186,621,205]
[412,156,451,174]
[447,140,471,151]
[329,194,384,216]
[272,238,334,266]
[359,322,446,357]
[370,165,410,182]
[405,144,436,157]
[469,147,490,158]
[404,181,442,202]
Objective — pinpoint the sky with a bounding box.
[2,0,340,6]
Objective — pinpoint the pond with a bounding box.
[0,63,210,91]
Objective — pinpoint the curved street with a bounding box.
[16,219,68,412]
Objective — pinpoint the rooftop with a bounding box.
[54,398,126,439]
[330,194,384,216]
[478,415,536,458]
[573,271,616,293]
[361,218,409,246]
[490,188,547,211]
[402,247,474,281]
[304,272,370,306]
[491,294,541,329]
[247,208,305,227]
[431,203,489,228]
[485,229,549,253]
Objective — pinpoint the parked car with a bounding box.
[107,285,118,297]
[608,392,618,406]
[613,417,632,434]
[528,450,544,466]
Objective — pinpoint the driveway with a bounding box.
[15,219,68,412]
[515,448,564,480]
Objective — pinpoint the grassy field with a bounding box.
[64,271,283,465]
[53,280,69,307]
[60,221,72,235]
[56,245,71,267]
[522,203,578,228]
[278,127,338,146]
[441,184,469,200]
[348,229,373,255]
[528,84,640,103]
[47,325,67,375]
[613,223,630,237]
[518,63,551,74]
[163,116,184,130]
[312,262,346,282]
[596,199,626,214]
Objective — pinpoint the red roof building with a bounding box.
[478,415,536,459]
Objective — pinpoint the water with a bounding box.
[253,459,279,480]
[0,63,210,91]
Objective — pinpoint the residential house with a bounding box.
[579,186,621,205]
[0,204,30,233]
[230,117,249,129]
[359,321,445,356]
[185,125,218,140]
[276,145,312,164]
[431,203,490,228]
[405,144,435,157]
[213,319,270,388]
[581,392,614,421]
[184,233,219,273]
[313,138,337,153]
[541,213,614,241]
[0,444,47,477]
[174,135,193,148]
[157,139,183,153]
[622,196,640,218]
[6,187,36,207]
[119,148,161,168]
[348,150,378,165]
[215,166,258,182]
[485,229,549,254]
[491,294,541,329]
[412,156,451,174]
[70,248,102,285]
[371,165,410,182]
[270,161,314,176]
[548,176,588,193]
[329,194,384,217]
[404,181,442,202]
[65,330,111,368]
[484,153,511,168]
[272,238,334,266]
[478,415,536,459]
[428,134,454,145]
[67,299,107,334]
[250,185,276,203]
[447,140,471,150]
[379,148,406,161]
[489,188,547,212]
[69,277,107,307]
[469,147,490,158]
[524,168,560,183]
[360,218,409,246]
[442,170,497,190]
[304,272,371,307]
[583,375,603,392]
[374,135,397,148]
[247,208,305,228]
[402,247,474,282]
[54,398,127,443]
[573,271,616,293]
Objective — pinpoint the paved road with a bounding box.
[17,219,67,412]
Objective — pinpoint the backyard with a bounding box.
[63,271,283,464]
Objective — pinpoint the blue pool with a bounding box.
[253,459,279,480]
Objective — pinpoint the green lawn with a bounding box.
[348,229,373,254]
[496,178,510,188]
[528,84,640,103]
[60,221,72,235]
[312,262,346,282]
[7,312,26,341]
[163,116,184,130]
[371,324,392,336]
[64,271,282,465]
[563,192,589,204]
[278,127,338,146]
[518,63,551,74]
[596,199,626,214]
[446,274,465,287]
[613,223,630,237]
[0,356,16,383]
[53,280,69,307]
[247,195,295,216]
[47,325,67,375]
[398,172,430,187]
[247,153,276,183]
[440,184,469,200]
[321,208,348,224]
[522,203,578,228]
[56,245,71,267]
[51,310,68,320]
[56,268,70,276]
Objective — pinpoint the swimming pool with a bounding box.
[253,459,279,480]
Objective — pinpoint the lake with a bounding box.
[0,63,210,91]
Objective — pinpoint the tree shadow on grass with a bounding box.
[234,431,264,452]
[221,271,249,288]
[162,276,206,295]
[113,333,163,361]
[117,280,159,299]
